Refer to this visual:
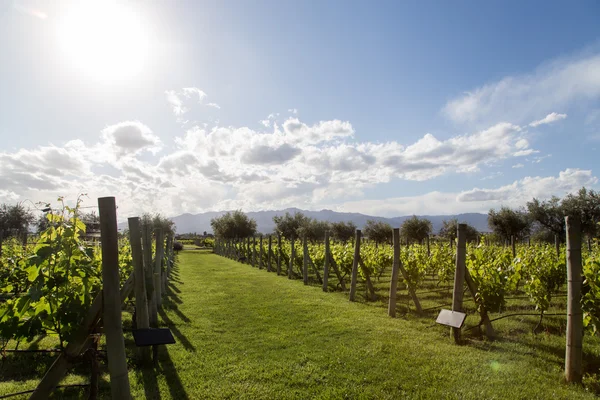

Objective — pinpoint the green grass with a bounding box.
[2,249,599,399]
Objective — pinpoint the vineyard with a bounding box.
[214,223,600,384]
[0,197,176,399]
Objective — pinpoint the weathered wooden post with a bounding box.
[247,236,251,262]
[565,217,583,383]
[267,235,272,272]
[303,235,309,285]
[259,235,264,269]
[277,233,282,275]
[128,217,150,363]
[323,232,330,292]
[98,197,131,399]
[588,236,592,252]
[511,235,516,258]
[388,228,401,317]
[426,234,430,257]
[251,236,256,267]
[288,236,295,279]
[349,230,361,302]
[142,223,157,327]
[154,229,164,307]
[451,224,467,343]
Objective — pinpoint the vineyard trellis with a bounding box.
[214,219,599,383]
[0,196,177,399]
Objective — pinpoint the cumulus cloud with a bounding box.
[165,87,215,117]
[512,163,524,169]
[101,121,161,157]
[529,112,567,127]
[443,52,600,126]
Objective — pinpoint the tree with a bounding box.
[561,187,600,238]
[273,212,310,239]
[330,221,357,242]
[0,203,34,239]
[400,216,432,244]
[299,219,330,242]
[526,197,565,237]
[363,219,392,244]
[487,207,530,242]
[439,219,479,242]
[211,210,257,239]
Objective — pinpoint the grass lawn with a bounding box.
[1,249,599,399]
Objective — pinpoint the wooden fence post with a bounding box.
[259,235,264,269]
[154,229,164,307]
[252,236,257,267]
[565,216,583,383]
[323,232,330,292]
[142,223,157,328]
[128,217,150,363]
[426,234,430,257]
[388,228,401,317]
[267,235,272,272]
[289,236,295,279]
[277,233,282,275]
[98,197,131,399]
[303,235,309,285]
[349,230,361,302]
[451,224,467,343]
[511,235,516,258]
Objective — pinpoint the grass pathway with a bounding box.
[125,250,593,399]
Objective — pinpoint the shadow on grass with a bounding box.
[159,347,189,400]
[142,363,161,400]
[158,308,195,352]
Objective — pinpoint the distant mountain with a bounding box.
[166,208,490,235]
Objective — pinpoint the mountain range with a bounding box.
[167,208,490,235]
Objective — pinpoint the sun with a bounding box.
[56,1,149,82]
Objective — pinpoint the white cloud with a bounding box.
[288,108,298,114]
[443,52,600,126]
[336,169,597,217]
[512,163,524,169]
[101,121,161,157]
[165,87,215,117]
[529,112,567,127]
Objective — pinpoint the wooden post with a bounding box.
[303,235,309,285]
[555,234,560,257]
[247,236,251,262]
[451,223,467,343]
[588,236,592,252]
[464,270,495,339]
[288,236,295,279]
[267,235,272,272]
[253,236,257,267]
[349,230,361,302]
[128,217,150,363]
[142,224,157,328]
[426,234,430,257]
[277,233,282,275]
[511,235,516,258]
[259,235,264,269]
[565,217,583,383]
[449,236,453,250]
[154,229,164,307]
[388,228,401,317]
[323,232,330,292]
[98,197,131,399]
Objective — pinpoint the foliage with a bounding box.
[363,219,392,244]
[0,203,35,240]
[400,216,432,244]
[583,244,600,334]
[439,219,479,242]
[488,206,531,242]
[330,221,357,242]
[211,210,257,239]
[272,212,311,239]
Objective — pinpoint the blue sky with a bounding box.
[1,0,599,218]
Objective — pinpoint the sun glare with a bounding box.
[56,2,149,82]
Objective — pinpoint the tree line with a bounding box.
[210,187,600,244]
